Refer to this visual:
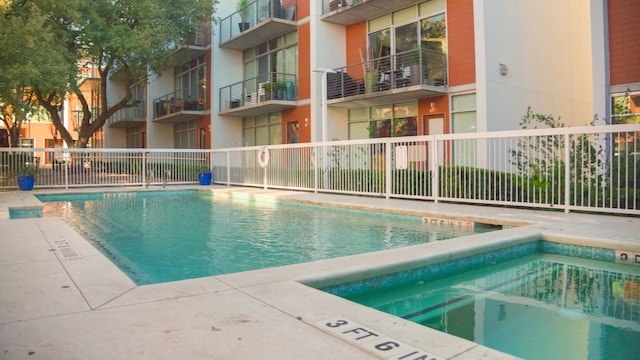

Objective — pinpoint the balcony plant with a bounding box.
[273,81,286,100]
[237,0,250,32]
[261,82,272,100]
[360,43,386,93]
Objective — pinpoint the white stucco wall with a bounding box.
[590,0,609,125]
[209,1,244,149]
[146,71,176,148]
[475,0,595,130]
[103,79,127,148]
[310,3,347,142]
[210,48,244,149]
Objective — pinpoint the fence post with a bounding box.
[64,150,69,189]
[142,152,147,188]
[385,140,391,199]
[431,136,439,203]
[313,144,319,193]
[226,151,231,187]
[564,133,571,213]
[263,166,268,189]
[263,147,268,190]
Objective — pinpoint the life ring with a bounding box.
[257,146,270,168]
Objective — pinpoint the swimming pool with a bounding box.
[325,247,640,360]
[38,190,498,285]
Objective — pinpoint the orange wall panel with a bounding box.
[447,0,475,86]
[345,22,368,82]
[283,104,311,143]
[418,96,450,134]
[295,0,309,19]
[346,22,367,65]
[297,22,311,100]
[608,0,640,85]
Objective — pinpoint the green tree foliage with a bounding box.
[0,1,62,146]
[0,0,216,148]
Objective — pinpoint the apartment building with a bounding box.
[102,0,636,149]
[104,26,213,149]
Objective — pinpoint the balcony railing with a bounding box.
[78,64,101,86]
[107,101,146,128]
[321,0,419,26]
[153,89,207,123]
[219,72,297,117]
[326,49,447,107]
[219,0,297,50]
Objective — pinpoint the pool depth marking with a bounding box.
[616,250,640,266]
[103,192,136,198]
[315,317,444,360]
[421,217,473,229]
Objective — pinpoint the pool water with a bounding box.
[9,208,42,219]
[39,191,495,285]
[345,253,640,360]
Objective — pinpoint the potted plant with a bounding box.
[261,82,272,100]
[196,164,212,185]
[15,162,39,191]
[273,81,286,99]
[237,0,250,32]
[360,43,385,93]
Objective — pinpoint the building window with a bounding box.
[126,127,142,148]
[174,55,206,104]
[19,138,34,148]
[173,120,197,149]
[348,102,418,139]
[451,93,477,165]
[243,32,298,92]
[242,113,282,146]
[368,6,446,56]
[367,5,446,86]
[612,92,640,124]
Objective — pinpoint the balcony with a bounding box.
[107,101,146,128]
[219,72,297,117]
[219,0,297,50]
[78,64,101,90]
[326,49,447,109]
[168,33,210,64]
[153,89,208,123]
[321,0,419,26]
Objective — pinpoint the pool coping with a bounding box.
[1,185,639,359]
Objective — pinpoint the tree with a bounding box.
[0,0,216,148]
[0,1,59,147]
[0,88,37,148]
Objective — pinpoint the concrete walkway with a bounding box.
[1,186,639,359]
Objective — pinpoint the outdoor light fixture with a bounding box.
[499,63,508,76]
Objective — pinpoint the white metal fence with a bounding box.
[0,148,210,189]
[1,124,639,214]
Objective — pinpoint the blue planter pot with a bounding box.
[17,175,35,191]
[198,172,212,185]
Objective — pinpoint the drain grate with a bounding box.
[53,239,82,260]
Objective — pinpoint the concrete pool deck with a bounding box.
[1,186,639,359]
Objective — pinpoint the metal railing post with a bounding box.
[385,140,391,199]
[226,150,231,187]
[564,133,571,213]
[64,152,69,189]
[313,144,319,193]
[142,152,147,188]
[432,136,439,203]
